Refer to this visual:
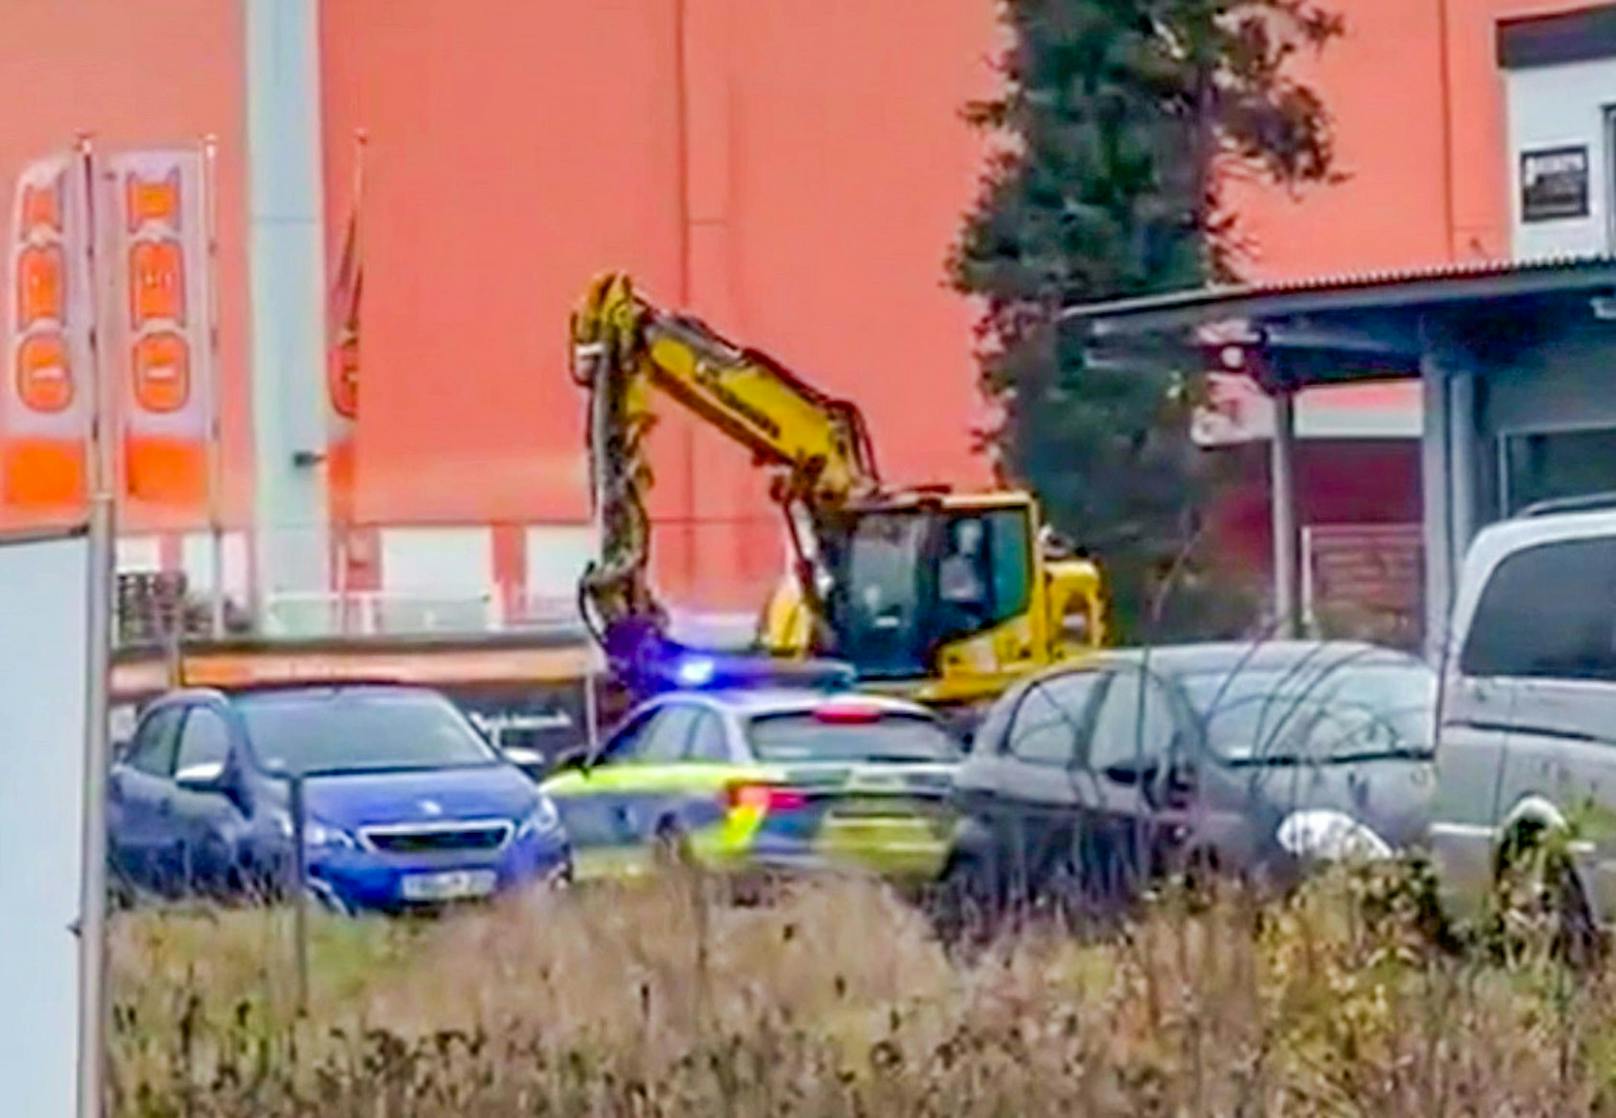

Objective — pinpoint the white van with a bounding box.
[1430,497,1616,932]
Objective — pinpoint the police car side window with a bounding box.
[600,711,657,765]
[639,705,701,764]
[686,709,731,763]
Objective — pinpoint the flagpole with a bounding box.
[332,129,364,631]
[201,134,225,638]
[74,130,114,1118]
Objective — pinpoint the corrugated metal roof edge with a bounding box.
[1060,253,1616,325]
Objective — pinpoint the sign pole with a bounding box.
[288,775,310,1017]
[74,132,114,1118]
[201,134,226,638]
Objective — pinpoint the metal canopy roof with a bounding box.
[1061,254,1616,338]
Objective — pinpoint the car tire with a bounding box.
[107,866,139,913]
[1495,831,1603,968]
[932,855,998,949]
[651,819,694,872]
[549,857,575,891]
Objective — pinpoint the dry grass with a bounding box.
[108,863,1616,1116]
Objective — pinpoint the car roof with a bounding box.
[1467,505,1616,568]
[160,681,438,705]
[657,687,937,719]
[1094,640,1429,679]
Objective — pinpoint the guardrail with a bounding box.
[115,588,589,651]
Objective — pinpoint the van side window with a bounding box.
[1461,537,1616,680]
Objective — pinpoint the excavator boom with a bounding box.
[570,272,877,687]
[568,271,1107,709]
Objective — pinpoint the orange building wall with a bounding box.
[1232,0,1575,278]
[0,1,1582,583]
[0,0,249,534]
[319,0,997,606]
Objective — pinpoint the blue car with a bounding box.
[108,682,571,913]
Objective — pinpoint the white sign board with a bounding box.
[0,530,89,1116]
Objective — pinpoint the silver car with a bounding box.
[1430,499,1616,932]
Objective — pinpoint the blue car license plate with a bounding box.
[401,869,497,902]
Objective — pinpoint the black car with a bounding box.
[940,641,1435,919]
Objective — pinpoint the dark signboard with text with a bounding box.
[1521,145,1590,222]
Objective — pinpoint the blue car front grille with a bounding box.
[360,820,512,854]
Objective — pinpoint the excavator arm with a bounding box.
[569,272,878,687]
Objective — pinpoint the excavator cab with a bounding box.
[822,501,1023,678]
[805,493,1104,704]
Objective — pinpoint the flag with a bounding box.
[107,149,213,506]
[327,158,361,428]
[1,151,94,511]
[328,132,372,610]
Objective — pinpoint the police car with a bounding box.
[541,683,962,883]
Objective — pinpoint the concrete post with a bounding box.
[1448,371,1478,576]
[1420,346,1454,663]
[1270,390,1301,638]
[246,0,329,634]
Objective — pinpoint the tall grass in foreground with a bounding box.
[110,863,1616,1116]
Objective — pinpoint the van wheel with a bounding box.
[1494,832,1603,968]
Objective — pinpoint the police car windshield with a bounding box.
[239,689,500,775]
[747,712,960,764]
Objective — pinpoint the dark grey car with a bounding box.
[941,641,1436,915]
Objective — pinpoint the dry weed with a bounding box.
[107,861,1616,1116]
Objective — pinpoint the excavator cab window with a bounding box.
[828,506,1033,679]
[936,508,1031,640]
[831,512,930,678]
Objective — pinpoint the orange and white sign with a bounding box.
[1,153,93,510]
[106,149,212,506]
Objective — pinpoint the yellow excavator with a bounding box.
[569,271,1105,715]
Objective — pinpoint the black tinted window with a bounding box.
[1461,538,1616,681]
[1008,672,1104,765]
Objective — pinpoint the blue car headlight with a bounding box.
[302,818,359,852]
[515,795,561,840]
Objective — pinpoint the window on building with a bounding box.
[1502,428,1616,514]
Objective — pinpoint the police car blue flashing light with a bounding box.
[675,656,718,688]
[650,646,857,694]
